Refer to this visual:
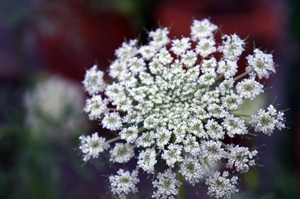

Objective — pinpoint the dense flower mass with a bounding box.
[78,18,286,198]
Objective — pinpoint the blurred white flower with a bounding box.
[24,75,85,139]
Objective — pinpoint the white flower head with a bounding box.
[222,114,247,137]
[221,93,243,111]
[226,144,258,173]
[196,37,216,58]
[188,118,207,138]
[218,34,245,60]
[152,169,182,199]
[79,18,286,199]
[179,156,204,186]
[118,72,137,88]
[217,59,238,78]
[181,50,197,68]
[110,143,135,163]
[105,82,125,101]
[205,119,225,140]
[119,125,139,143]
[200,140,225,162]
[149,56,164,75]
[137,148,157,174]
[128,57,146,75]
[109,169,139,199]
[161,143,183,167]
[82,65,106,95]
[109,60,128,80]
[206,171,239,199]
[136,131,156,148]
[155,128,172,149]
[171,37,191,56]
[201,57,218,73]
[217,78,235,96]
[191,18,218,41]
[250,104,285,135]
[115,39,138,61]
[246,48,276,79]
[102,112,123,131]
[79,132,109,162]
[157,47,173,65]
[84,95,109,120]
[236,78,264,100]
[182,134,200,156]
[149,27,170,49]
[138,45,157,60]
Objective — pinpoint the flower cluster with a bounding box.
[78,18,286,198]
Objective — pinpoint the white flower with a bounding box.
[226,144,257,173]
[218,34,245,60]
[250,104,285,135]
[191,18,218,41]
[118,72,137,88]
[205,119,225,140]
[112,95,133,112]
[217,60,238,78]
[79,132,109,162]
[155,128,172,149]
[149,27,170,49]
[198,71,217,86]
[206,171,239,199]
[137,148,157,174]
[246,48,276,79]
[236,78,264,100]
[217,78,235,96]
[110,143,135,163]
[84,95,109,120]
[179,156,204,186]
[102,112,123,131]
[188,118,207,138]
[109,60,128,80]
[161,144,183,167]
[149,56,164,75]
[128,57,146,75]
[24,75,85,137]
[109,169,139,199]
[222,114,247,137]
[152,169,182,199]
[170,37,191,56]
[201,57,218,73]
[157,47,173,65]
[79,18,286,199]
[207,103,227,118]
[196,37,216,57]
[182,134,200,156]
[138,45,157,60]
[123,109,144,124]
[119,125,139,143]
[105,82,125,101]
[136,131,156,148]
[82,65,106,95]
[115,39,138,61]
[221,93,243,111]
[200,140,225,162]
[181,50,197,68]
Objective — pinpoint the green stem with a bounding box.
[177,170,185,199]
[234,70,251,81]
[214,74,224,82]
[138,127,147,133]
[106,136,121,144]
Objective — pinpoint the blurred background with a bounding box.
[0,0,299,198]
